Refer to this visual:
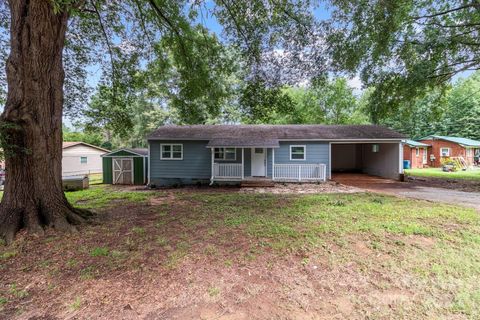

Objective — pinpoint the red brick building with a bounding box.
[403,140,430,168]
[418,135,480,167]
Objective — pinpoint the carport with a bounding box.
[330,141,403,180]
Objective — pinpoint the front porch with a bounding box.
[209,146,327,184]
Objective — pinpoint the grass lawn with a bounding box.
[1,186,480,318]
[406,167,480,181]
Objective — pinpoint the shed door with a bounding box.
[113,158,133,184]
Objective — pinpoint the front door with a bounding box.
[113,158,133,184]
[422,148,428,164]
[251,148,266,176]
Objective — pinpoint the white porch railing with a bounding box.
[273,163,327,182]
[213,163,243,180]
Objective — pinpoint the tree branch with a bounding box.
[412,3,477,20]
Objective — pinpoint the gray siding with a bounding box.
[361,143,400,179]
[149,140,332,184]
[150,140,211,183]
[273,141,330,175]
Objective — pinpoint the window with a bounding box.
[415,148,420,157]
[467,148,473,157]
[161,144,183,160]
[440,147,450,157]
[214,147,236,160]
[372,144,380,153]
[254,148,264,154]
[80,157,88,164]
[290,145,306,160]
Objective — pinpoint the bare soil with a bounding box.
[0,190,428,320]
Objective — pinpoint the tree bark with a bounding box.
[0,0,91,244]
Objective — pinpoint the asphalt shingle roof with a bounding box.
[148,125,405,143]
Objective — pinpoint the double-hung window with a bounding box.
[214,147,236,160]
[415,148,420,157]
[440,147,450,157]
[161,144,183,160]
[290,145,306,160]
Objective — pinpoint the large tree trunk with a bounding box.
[0,0,91,244]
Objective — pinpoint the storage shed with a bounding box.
[102,148,148,185]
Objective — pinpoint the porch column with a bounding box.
[210,147,214,184]
[241,148,244,180]
[272,148,275,181]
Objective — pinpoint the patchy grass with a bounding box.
[1,189,480,319]
[406,167,480,180]
[65,185,154,209]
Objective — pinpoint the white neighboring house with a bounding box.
[62,142,110,176]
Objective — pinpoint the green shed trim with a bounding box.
[102,148,148,158]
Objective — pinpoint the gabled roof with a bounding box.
[148,125,405,143]
[102,148,148,157]
[62,141,110,153]
[404,139,430,147]
[420,135,480,147]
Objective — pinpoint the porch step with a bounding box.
[241,180,275,188]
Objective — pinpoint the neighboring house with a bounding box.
[403,140,430,169]
[418,135,480,167]
[146,125,405,186]
[62,142,110,176]
[102,148,148,185]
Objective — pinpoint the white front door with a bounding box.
[251,148,266,176]
[422,148,428,164]
[113,158,133,184]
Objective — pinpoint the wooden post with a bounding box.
[241,148,244,180]
[272,148,275,181]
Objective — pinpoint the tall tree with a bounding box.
[327,0,480,121]
[0,0,322,243]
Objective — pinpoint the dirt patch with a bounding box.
[241,181,361,194]
[406,176,480,193]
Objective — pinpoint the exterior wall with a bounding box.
[419,139,468,167]
[273,141,330,176]
[331,144,363,172]
[103,157,113,184]
[361,143,400,179]
[403,145,428,169]
[62,144,106,176]
[149,140,212,186]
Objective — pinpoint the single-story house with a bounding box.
[418,135,480,167]
[146,125,405,186]
[62,142,110,176]
[403,140,430,169]
[101,148,148,185]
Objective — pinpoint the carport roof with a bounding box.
[148,125,405,141]
[404,139,430,147]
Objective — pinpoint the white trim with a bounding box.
[290,145,306,161]
[328,142,332,179]
[399,143,404,174]
[241,148,244,180]
[272,148,275,181]
[160,143,183,160]
[213,147,237,161]
[440,147,451,157]
[149,138,403,142]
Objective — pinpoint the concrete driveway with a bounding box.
[333,173,480,211]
